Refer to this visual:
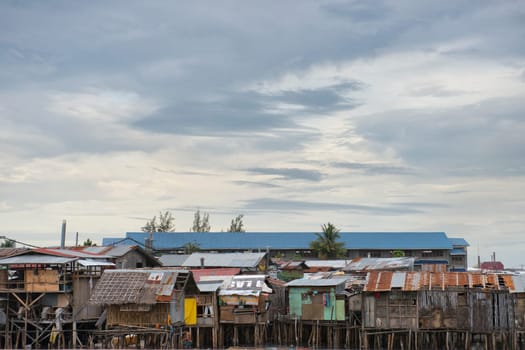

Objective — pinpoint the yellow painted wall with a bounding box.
[184,298,197,325]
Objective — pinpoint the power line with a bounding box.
[0,234,41,248]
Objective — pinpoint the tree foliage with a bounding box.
[392,250,405,257]
[190,210,211,232]
[0,239,14,248]
[142,211,175,232]
[228,214,245,232]
[310,222,346,259]
[83,238,93,247]
[183,241,201,254]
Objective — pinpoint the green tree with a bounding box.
[142,211,175,232]
[392,250,405,257]
[0,239,14,248]
[228,214,245,232]
[190,210,211,232]
[83,238,94,247]
[183,241,200,254]
[310,222,346,259]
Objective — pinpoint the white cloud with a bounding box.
[48,89,159,123]
[253,49,525,116]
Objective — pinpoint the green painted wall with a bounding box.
[289,287,344,321]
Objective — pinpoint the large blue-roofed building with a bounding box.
[103,231,469,271]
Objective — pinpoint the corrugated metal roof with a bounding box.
[364,271,522,292]
[190,268,240,282]
[509,274,525,293]
[34,248,112,259]
[77,259,116,267]
[0,255,76,265]
[75,246,110,254]
[182,252,265,268]
[219,275,272,296]
[0,247,30,258]
[286,277,348,287]
[197,281,223,292]
[343,257,415,272]
[159,254,190,267]
[304,260,348,269]
[107,231,459,250]
[450,248,467,256]
[449,237,470,247]
[100,245,135,257]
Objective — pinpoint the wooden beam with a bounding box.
[10,293,27,309]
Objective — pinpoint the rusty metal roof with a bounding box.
[364,271,525,292]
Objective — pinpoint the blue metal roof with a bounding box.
[109,231,456,251]
[450,248,467,256]
[449,237,469,247]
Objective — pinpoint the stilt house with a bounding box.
[362,271,520,332]
[89,269,197,328]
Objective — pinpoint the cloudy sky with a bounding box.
[1,1,524,267]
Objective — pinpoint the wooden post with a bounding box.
[72,320,77,349]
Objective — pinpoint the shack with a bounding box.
[286,276,347,321]
[88,269,198,348]
[184,279,222,348]
[218,275,273,347]
[0,249,113,348]
[361,271,521,350]
[71,245,161,269]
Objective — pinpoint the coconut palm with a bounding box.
[310,223,346,259]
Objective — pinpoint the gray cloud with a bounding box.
[331,162,414,175]
[241,198,424,215]
[233,181,282,189]
[245,168,323,182]
[133,92,295,136]
[134,83,360,137]
[354,96,525,176]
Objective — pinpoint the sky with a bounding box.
[0,1,524,268]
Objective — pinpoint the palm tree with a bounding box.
[310,223,346,259]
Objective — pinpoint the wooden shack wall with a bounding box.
[367,289,515,332]
[73,278,102,320]
[115,250,150,269]
[25,269,60,292]
[515,293,525,330]
[363,292,418,329]
[107,303,170,327]
[473,290,513,331]
[0,269,8,289]
[419,290,465,329]
[268,285,286,321]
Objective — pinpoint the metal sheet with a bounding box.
[344,257,415,272]
[0,255,76,265]
[77,259,115,267]
[286,277,347,287]
[391,272,406,288]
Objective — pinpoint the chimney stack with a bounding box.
[60,220,66,249]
